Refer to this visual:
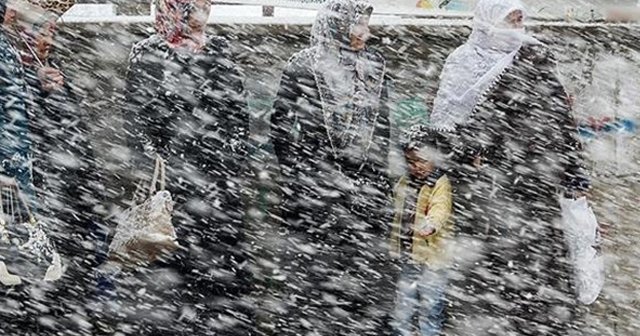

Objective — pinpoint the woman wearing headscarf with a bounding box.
[100,0,250,334]
[1,1,80,333]
[269,0,393,334]
[431,0,590,335]
[0,1,40,334]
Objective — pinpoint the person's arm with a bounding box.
[417,176,453,237]
[270,54,304,179]
[372,74,393,194]
[121,40,162,158]
[117,39,167,203]
[539,49,590,196]
[205,38,250,164]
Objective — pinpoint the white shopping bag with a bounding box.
[109,155,178,267]
[559,196,605,305]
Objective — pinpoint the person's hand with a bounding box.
[37,67,64,92]
[472,155,483,168]
[417,227,436,238]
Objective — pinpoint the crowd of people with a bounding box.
[0,0,596,335]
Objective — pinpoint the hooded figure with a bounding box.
[99,1,250,335]
[433,1,590,335]
[269,0,394,334]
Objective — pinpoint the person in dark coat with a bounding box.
[269,0,394,334]
[14,7,106,335]
[430,0,591,335]
[94,0,250,335]
[0,1,65,335]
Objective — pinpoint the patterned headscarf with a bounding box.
[26,0,75,16]
[155,0,209,49]
[430,0,540,131]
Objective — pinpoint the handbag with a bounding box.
[108,155,178,267]
[0,175,63,286]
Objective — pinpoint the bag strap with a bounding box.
[12,180,34,224]
[149,154,166,198]
[0,176,34,224]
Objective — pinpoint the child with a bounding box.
[390,128,453,336]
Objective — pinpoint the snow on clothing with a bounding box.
[24,58,106,331]
[390,172,452,336]
[98,32,250,335]
[0,21,34,199]
[0,3,45,334]
[390,172,453,269]
[430,0,539,131]
[269,0,394,334]
[445,43,589,335]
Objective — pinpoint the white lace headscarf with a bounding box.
[430,0,540,131]
[309,0,386,160]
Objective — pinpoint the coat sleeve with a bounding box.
[200,38,250,174]
[422,176,453,233]
[121,40,161,159]
[372,75,393,193]
[539,49,590,194]
[270,55,304,178]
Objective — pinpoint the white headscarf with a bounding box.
[430,0,540,131]
[309,0,386,160]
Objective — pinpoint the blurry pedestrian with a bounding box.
[0,0,35,199]
[0,1,55,334]
[270,0,394,334]
[97,0,250,335]
[431,0,591,335]
[389,127,454,336]
[17,3,105,334]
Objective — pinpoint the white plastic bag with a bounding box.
[559,196,605,305]
[0,175,63,286]
[109,155,178,267]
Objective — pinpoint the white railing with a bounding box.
[60,0,640,25]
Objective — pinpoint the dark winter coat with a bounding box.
[448,44,588,336]
[271,46,392,231]
[98,34,250,336]
[24,60,104,259]
[269,43,395,335]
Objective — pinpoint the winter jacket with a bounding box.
[270,46,393,232]
[390,173,453,269]
[0,27,33,196]
[456,44,589,204]
[98,34,250,336]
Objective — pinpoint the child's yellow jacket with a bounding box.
[390,174,453,269]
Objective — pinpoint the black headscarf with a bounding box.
[0,0,7,25]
